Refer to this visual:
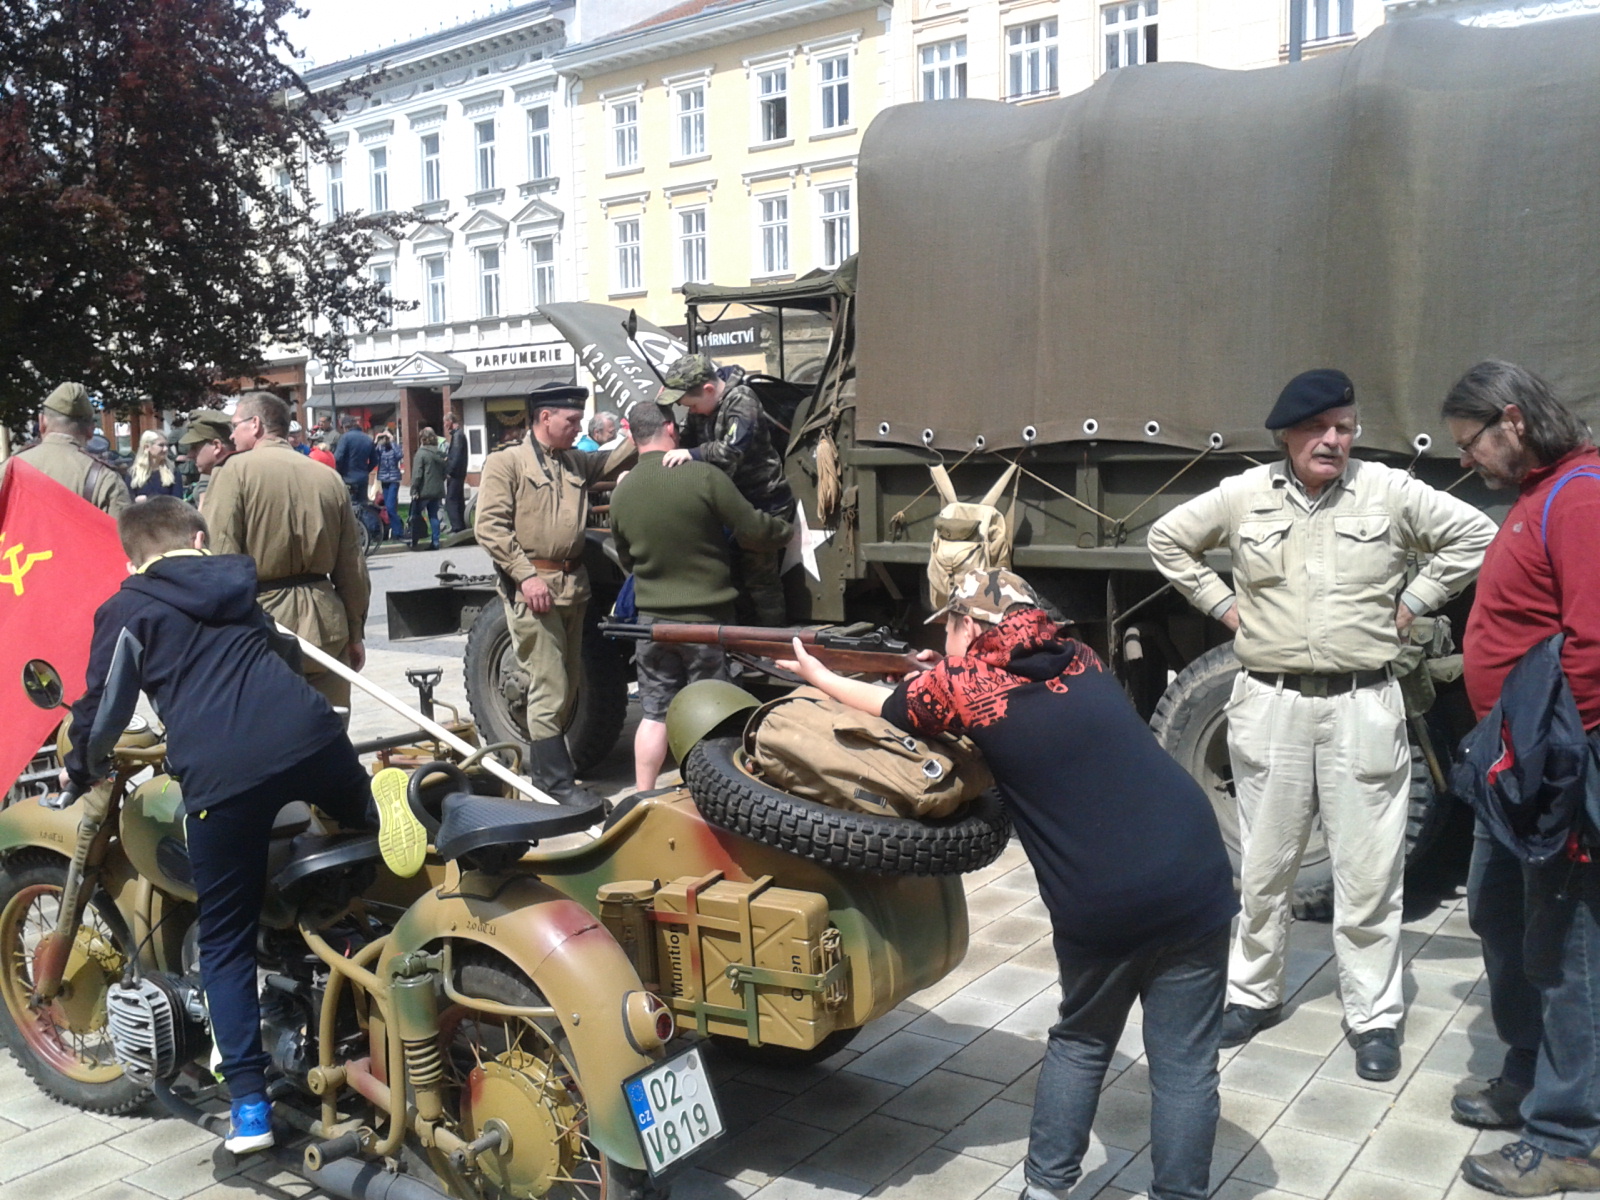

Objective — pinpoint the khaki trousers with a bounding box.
[1225,671,1410,1032]
[504,598,585,741]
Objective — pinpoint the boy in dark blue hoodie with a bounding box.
[63,498,423,1154]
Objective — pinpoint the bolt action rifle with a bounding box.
[598,621,939,677]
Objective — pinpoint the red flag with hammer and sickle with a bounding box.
[0,459,130,792]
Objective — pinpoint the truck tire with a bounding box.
[1152,643,1444,921]
[462,602,630,776]
[683,736,1011,876]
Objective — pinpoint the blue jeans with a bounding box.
[410,498,440,547]
[1027,923,1227,1200]
[381,481,401,539]
[1522,855,1600,1157]
[1467,821,1542,1091]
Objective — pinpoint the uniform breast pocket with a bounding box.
[1234,519,1294,589]
[1332,514,1397,582]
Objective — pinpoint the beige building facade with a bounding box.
[560,0,890,337]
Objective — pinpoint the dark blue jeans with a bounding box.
[185,737,371,1099]
[409,498,440,547]
[1466,821,1542,1092]
[380,481,401,539]
[1027,923,1228,1200]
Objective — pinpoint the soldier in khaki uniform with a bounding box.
[176,409,234,510]
[15,383,132,514]
[202,392,370,714]
[1149,369,1496,1082]
[475,382,636,804]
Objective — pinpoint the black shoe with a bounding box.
[1453,1078,1530,1130]
[525,737,608,811]
[1350,1027,1401,1082]
[1219,1004,1284,1049]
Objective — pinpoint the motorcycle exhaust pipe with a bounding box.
[305,1131,365,1170]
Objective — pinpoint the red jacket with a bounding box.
[1464,445,1600,729]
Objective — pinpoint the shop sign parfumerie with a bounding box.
[463,344,571,372]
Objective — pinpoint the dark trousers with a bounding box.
[409,498,440,548]
[1467,822,1542,1091]
[1027,923,1228,1200]
[380,481,401,539]
[184,737,371,1099]
[445,476,467,534]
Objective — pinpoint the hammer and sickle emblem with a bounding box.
[0,537,54,597]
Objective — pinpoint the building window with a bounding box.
[369,146,389,211]
[818,54,850,131]
[819,186,852,268]
[530,237,556,305]
[475,119,497,191]
[1007,19,1059,99]
[678,208,708,285]
[421,133,442,202]
[757,67,787,143]
[612,100,639,170]
[371,262,393,325]
[614,218,642,292]
[478,246,502,317]
[921,38,967,100]
[677,86,706,159]
[275,168,292,199]
[1104,2,1159,69]
[327,159,344,217]
[527,106,551,179]
[423,255,446,324]
[758,195,789,276]
[1293,0,1354,41]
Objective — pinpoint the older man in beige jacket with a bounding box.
[1149,369,1495,1082]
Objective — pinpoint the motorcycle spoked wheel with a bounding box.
[425,951,662,1200]
[0,851,148,1113]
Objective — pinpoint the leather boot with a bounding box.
[1453,1078,1530,1129]
[1219,1004,1284,1049]
[1459,1140,1600,1196]
[525,737,607,812]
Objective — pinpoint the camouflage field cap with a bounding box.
[42,382,94,422]
[657,353,718,405]
[926,568,1041,625]
[178,409,231,447]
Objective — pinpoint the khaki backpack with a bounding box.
[926,463,1018,613]
[745,686,992,820]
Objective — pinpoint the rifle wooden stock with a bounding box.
[603,622,936,677]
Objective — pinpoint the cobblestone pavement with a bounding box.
[0,546,1546,1200]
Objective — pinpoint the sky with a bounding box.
[281,0,519,67]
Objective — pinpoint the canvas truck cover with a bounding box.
[855,16,1600,457]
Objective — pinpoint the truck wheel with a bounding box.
[1152,644,1445,921]
[463,603,630,776]
[683,737,1011,876]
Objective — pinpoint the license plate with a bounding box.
[623,1046,724,1175]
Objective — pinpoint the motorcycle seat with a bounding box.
[434,792,602,862]
[272,831,381,895]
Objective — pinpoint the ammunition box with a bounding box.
[597,879,661,987]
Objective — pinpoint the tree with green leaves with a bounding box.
[0,0,397,427]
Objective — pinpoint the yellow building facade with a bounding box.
[561,0,890,338]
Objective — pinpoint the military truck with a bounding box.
[403,16,1600,915]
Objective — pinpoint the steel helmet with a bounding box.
[665,680,761,765]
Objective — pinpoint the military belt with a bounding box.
[530,558,581,573]
[1246,667,1391,698]
[258,573,329,593]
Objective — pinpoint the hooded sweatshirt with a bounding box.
[65,553,346,811]
[882,609,1237,959]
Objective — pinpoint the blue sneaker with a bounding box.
[225,1094,274,1154]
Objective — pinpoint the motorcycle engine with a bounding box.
[105,973,211,1086]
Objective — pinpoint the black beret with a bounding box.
[1265,369,1356,430]
[527,382,589,410]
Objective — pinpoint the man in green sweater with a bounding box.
[609,403,794,789]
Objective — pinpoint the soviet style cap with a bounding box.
[178,409,231,447]
[926,568,1041,625]
[657,353,717,406]
[42,382,94,422]
[527,382,589,411]
[1265,368,1356,431]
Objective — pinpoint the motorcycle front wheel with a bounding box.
[0,851,147,1113]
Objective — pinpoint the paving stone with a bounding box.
[1404,967,1478,1014]
[1437,909,1478,942]
[749,1167,873,1200]
[1105,1062,1146,1096]
[961,964,1059,1007]
[1467,1127,1522,1156]
[0,1081,88,1131]
[1352,1114,1477,1187]
[1313,1032,1426,1095]
[1230,1125,1362,1198]
[0,1115,20,1145]
[1277,1078,1395,1142]
[1090,1084,1153,1151]
[1001,1064,1041,1104]
[702,1115,836,1186]
[881,1069,1004,1130]
[936,1097,1035,1166]
[987,864,1039,896]
[1410,936,1488,978]
[1210,1181,1307,1200]
[994,991,1059,1042]
[846,1009,916,1053]
[1009,897,1051,923]
[108,1120,217,1165]
[990,1138,1134,1199]
[121,1141,249,1200]
[1283,946,1334,999]
[1326,1170,1444,1200]
[871,1147,1008,1200]
[0,1145,146,1200]
[803,1113,942,1187]
[1216,1088,1290,1153]
[734,1062,838,1097]
[715,1079,799,1134]
[1220,1044,1326,1102]
[942,1030,1046,1086]
[1252,1006,1349,1057]
[908,995,1019,1046]
[1006,938,1063,975]
[965,887,1033,926]
[77,1186,168,1200]
[1415,1029,1505,1082]
[1387,1067,1465,1122]
[669,1166,762,1198]
[0,1112,120,1184]
[775,1072,901,1134]
[844,1030,961,1086]
[976,914,1054,949]
[1111,1140,1249,1197]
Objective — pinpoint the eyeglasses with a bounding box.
[230,415,258,430]
[1456,411,1503,455]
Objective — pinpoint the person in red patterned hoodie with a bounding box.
[1442,360,1600,1198]
[780,568,1236,1200]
